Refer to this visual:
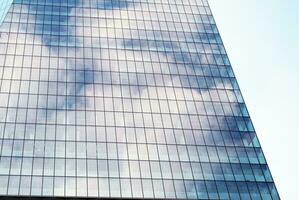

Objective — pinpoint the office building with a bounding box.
[0,0,279,199]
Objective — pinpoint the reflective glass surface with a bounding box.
[0,0,279,199]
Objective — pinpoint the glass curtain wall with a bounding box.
[0,0,279,199]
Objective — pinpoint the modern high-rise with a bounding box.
[0,0,279,199]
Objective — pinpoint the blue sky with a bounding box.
[209,0,299,199]
[0,0,13,24]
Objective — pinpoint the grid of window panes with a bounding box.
[0,0,279,199]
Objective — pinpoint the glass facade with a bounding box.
[0,0,279,199]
